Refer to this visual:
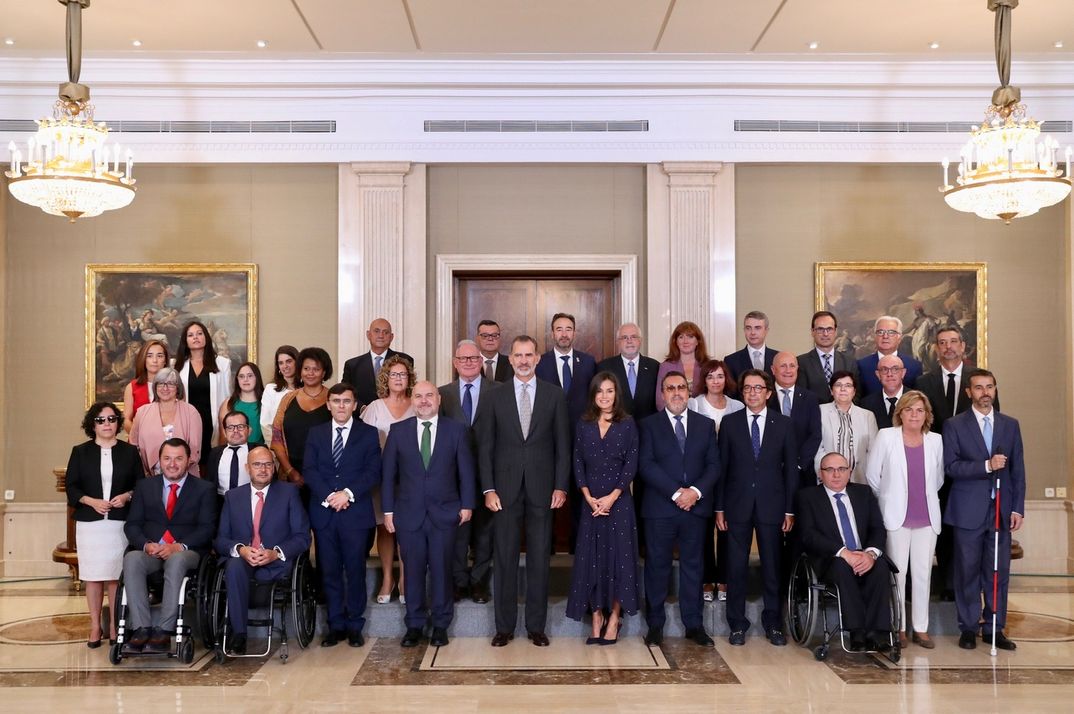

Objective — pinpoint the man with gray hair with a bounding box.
[861,354,907,429]
[723,310,781,387]
[856,316,922,397]
[596,322,660,420]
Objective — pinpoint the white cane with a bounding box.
[990,449,1003,657]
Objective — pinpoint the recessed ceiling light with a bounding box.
[256,40,268,49]
[131,39,142,48]
[929,41,940,50]
[1055,40,1065,49]
[3,38,14,46]
[807,41,819,50]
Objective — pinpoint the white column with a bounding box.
[646,162,736,359]
[338,162,427,376]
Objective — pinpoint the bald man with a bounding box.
[341,318,414,408]
[860,354,907,430]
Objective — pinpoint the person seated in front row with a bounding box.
[122,438,216,653]
[214,445,310,655]
[796,452,893,652]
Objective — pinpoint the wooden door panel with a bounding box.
[535,279,614,360]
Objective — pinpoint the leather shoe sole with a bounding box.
[491,632,514,647]
[527,631,550,647]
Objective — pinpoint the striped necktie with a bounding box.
[332,426,345,468]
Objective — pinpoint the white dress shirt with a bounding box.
[745,407,768,444]
[217,443,251,496]
[553,349,574,388]
[228,482,286,560]
[775,383,796,415]
[326,417,356,504]
[458,375,483,421]
[513,376,538,412]
[823,485,881,558]
[664,408,702,501]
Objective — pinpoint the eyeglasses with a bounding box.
[875,329,900,337]
[156,382,178,389]
[812,326,836,334]
[93,415,119,424]
[224,424,249,432]
[454,356,483,363]
[388,372,410,379]
[477,332,500,339]
[663,384,689,393]
[820,466,850,475]
[832,382,855,390]
[740,384,768,393]
[877,367,905,375]
[618,335,640,341]
[249,461,274,471]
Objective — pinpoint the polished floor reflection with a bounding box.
[1,576,1073,712]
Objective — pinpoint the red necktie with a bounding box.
[252,491,265,549]
[162,483,178,544]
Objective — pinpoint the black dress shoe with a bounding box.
[321,630,346,647]
[401,628,423,648]
[231,634,248,655]
[643,627,663,646]
[348,630,365,647]
[491,632,514,647]
[471,584,490,604]
[868,631,892,653]
[849,631,869,652]
[127,627,151,651]
[983,631,1017,651]
[430,627,449,647]
[527,631,550,647]
[685,628,715,647]
[729,630,746,646]
[145,628,171,653]
[453,585,468,603]
[766,628,787,647]
[958,631,977,649]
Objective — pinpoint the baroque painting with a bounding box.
[86,263,258,407]
[815,262,986,373]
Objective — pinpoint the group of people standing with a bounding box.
[64,308,1025,657]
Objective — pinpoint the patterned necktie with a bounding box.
[420,421,433,468]
[822,353,832,381]
[673,414,686,453]
[374,355,383,374]
[627,360,637,397]
[781,388,792,416]
[887,397,897,419]
[518,383,532,438]
[162,483,179,544]
[484,359,495,381]
[750,414,761,459]
[252,491,264,549]
[462,383,474,425]
[751,350,763,370]
[228,445,241,491]
[834,493,859,551]
[332,426,345,468]
[982,415,993,453]
[560,355,572,392]
[946,372,957,416]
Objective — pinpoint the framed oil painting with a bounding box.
[814,262,986,373]
[86,263,258,408]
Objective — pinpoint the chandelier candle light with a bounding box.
[940,0,1070,223]
[4,0,135,222]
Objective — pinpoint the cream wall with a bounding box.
[735,163,1068,500]
[2,165,339,504]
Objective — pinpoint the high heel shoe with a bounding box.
[585,611,606,645]
[599,619,622,646]
[87,628,103,649]
[376,584,396,604]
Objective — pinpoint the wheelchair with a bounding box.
[205,550,317,663]
[784,553,902,663]
[109,553,218,665]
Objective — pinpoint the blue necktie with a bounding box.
[982,415,993,453]
[781,388,792,416]
[560,355,572,392]
[627,360,637,397]
[750,414,761,459]
[462,382,474,425]
[332,426,344,468]
[673,414,686,453]
[834,493,859,551]
[374,355,383,374]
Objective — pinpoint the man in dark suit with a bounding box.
[861,354,907,430]
[476,319,514,383]
[768,352,822,489]
[797,452,893,652]
[638,371,721,648]
[596,322,659,420]
[304,382,382,648]
[943,369,1025,652]
[341,318,414,408]
[122,438,216,653]
[478,335,571,647]
[797,310,860,404]
[857,316,922,397]
[716,369,798,647]
[440,339,497,604]
[723,310,780,386]
[206,410,258,504]
[214,445,310,654]
[383,381,476,648]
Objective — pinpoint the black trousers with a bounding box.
[492,489,553,634]
[821,557,892,633]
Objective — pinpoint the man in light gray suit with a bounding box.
[797,311,860,404]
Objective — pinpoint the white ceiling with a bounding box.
[0,0,1071,58]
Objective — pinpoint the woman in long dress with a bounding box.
[566,372,640,645]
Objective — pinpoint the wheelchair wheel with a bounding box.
[194,556,217,650]
[786,554,821,647]
[887,567,903,641]
[178,637,194,664]
[108,642,123,665]
[207,565,228,650]
[291,552,317,649]
[813,644,829,661]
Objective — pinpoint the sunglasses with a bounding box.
[94,415,120,424]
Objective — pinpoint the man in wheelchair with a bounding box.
[215,445,311,654]
[797,452,893,652]
[122,438,216,652]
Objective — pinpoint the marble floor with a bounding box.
[1,576,1073,713]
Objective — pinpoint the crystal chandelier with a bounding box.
[4,1,135,222]
[939,0,1070,223]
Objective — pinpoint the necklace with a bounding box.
[301,385,324,398]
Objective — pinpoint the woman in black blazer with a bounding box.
[65,402,143,648]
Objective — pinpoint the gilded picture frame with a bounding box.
[814,262,987,373]
[86,263,258,409]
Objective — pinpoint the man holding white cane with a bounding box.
[942,369,1025,652]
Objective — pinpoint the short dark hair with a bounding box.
[828,369,859,392]
[159,437,191,458]
[661,370,688,390]
[477,319,499,330]
[582,371,628,423]
[811,310,838,329]
[511,334,538,352]
[935,325,964,342]
[222,409,249,426]
[328,382,357,401]
[698,359,736,396]
[297,346,334,382]
[550,312,576,328]
[966,368,996,386]
[738,368,774,392]
[82,402,123,438]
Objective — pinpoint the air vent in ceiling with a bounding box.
[0,119,336,134]
[735,119,1072,134]
[424,120,649,133]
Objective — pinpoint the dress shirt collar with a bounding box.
[664,408,688,433]
[815,347,835,359]
[621,353,641,369]
[942,362,964,380]
[881,387,904,401]
[460,374,482,389]
[746,406,768,418]
[971,405,994,426]
[554,348,574,361]
[747,344,767,355]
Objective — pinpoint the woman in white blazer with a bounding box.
[865,390,944,649]
[173,320,232,468]
[814,370,878,485]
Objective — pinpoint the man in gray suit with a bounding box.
[797,311,860,404]
[439,339,498,604]
[478,335,571,648]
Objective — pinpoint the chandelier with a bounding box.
[4,0,135,222]
[939,0,1070,223]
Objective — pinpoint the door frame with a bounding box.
[434,253,639,385]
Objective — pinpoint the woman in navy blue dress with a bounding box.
[566,371,640,645]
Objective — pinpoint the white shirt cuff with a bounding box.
[689,486,702,499]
